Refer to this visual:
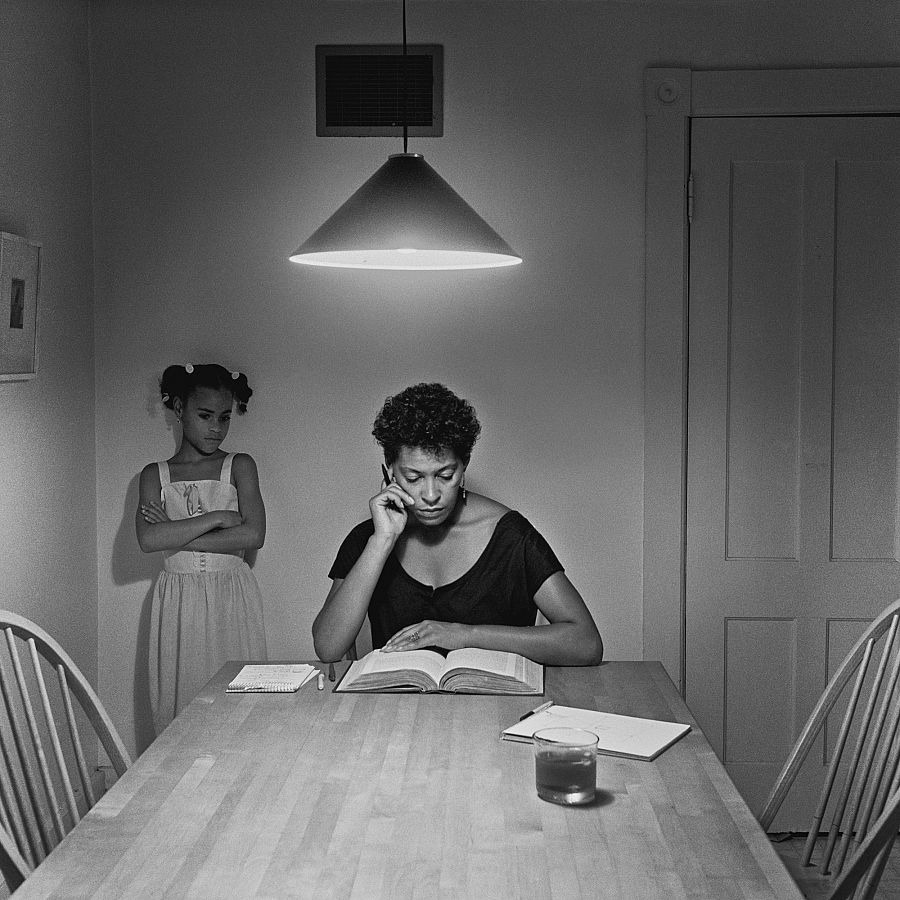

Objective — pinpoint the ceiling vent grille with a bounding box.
[316,45,443,137]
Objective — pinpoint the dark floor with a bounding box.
[774,833,900,900]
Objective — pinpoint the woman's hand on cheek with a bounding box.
[370,483,415,538]
[382,621,470,653]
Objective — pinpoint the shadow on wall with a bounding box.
[110,472,158,753]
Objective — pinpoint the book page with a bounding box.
[343,648,447,688]
[440,649,543,693]
[443,648,522,678]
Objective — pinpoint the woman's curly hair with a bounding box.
[373,383,481,465]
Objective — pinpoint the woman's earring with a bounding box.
[461,478,467,504]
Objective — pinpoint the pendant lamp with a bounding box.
[290,2,521,271]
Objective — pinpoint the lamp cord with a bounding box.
[402,0,408,153]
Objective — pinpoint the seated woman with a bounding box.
[313,383,603,666]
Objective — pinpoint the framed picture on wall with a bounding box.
[0,232,41,381]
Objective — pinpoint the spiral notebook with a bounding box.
[226,664,318,693]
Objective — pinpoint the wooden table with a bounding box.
[16,662,803,899]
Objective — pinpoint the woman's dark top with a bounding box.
[328,510,564,649]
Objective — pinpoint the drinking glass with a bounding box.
[533,727,598,805]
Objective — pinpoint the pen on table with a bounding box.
[328,662,335,682]
[519,700,553,721]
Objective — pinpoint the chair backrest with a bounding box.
[0,819,29,892]
[827,785,900,900]
[758,597,900,899]
[0,610,130,885]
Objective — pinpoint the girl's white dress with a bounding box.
[149,452,267,733]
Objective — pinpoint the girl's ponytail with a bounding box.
[229,370,253,414]
[159,364,190,410]
[159,363,254,413]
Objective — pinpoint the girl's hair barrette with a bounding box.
[231,371,240,380]
[184,363,194,373]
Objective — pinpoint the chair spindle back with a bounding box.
[759,597,900,900]
[0,611,130,889]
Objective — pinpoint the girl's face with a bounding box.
[175,387,234,456]
[390,446,465,527]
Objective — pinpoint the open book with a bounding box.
[500,706,691,760]
[502,704,690,761]
[335,648,544,695]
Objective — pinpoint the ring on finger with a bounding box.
[409,631,420,640]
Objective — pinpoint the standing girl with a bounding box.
[136,363,268,733]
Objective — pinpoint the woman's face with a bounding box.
[175,387,234,456]
[390,446,465,527]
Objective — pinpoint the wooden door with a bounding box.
[686,116,900,830]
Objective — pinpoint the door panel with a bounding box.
[725,159,802,561]
[832,162,900,561]
[686,116,900,830]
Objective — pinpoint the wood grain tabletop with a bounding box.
[15,661,803,899]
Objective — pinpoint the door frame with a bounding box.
[643,66,900,694]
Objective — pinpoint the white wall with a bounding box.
[88,0,900,755]
[0,2,96,685]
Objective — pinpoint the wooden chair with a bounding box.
[827,787,900,900]
[0,819,29,893]
[0,610,131,888]
[759,597,900,900]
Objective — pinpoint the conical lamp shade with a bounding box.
[290,153,522,270]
